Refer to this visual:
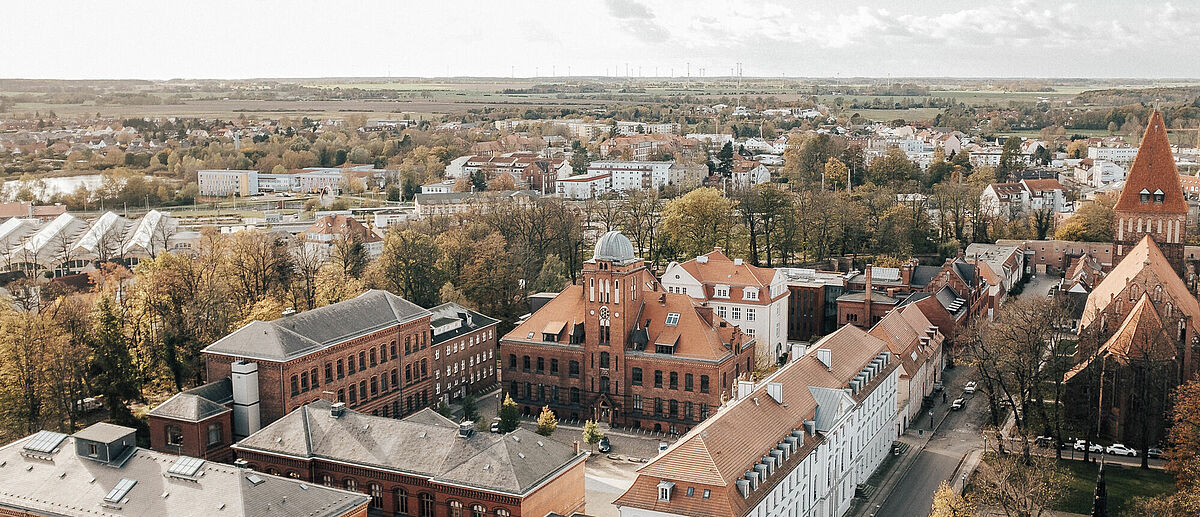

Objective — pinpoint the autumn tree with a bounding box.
[1054,192,1116,242]
[930,481,977,517]
[89,295,140,426]
[536,406,558,436]
[661,187,735,259]
[582,419,604,453]
[1128,378,1200,514]
[973,443,1066,517]
[369,229,443,307]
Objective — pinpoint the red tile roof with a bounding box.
[1115,111,1187,214]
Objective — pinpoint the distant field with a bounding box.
[844,107,944,123]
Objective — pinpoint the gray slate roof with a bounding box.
[911,265,941,288]
[147,393,231,422]
[235,400,585,496]
[429,301,499,344]
[204,290,430,361]
[0,433,368,517]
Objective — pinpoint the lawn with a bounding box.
[1053,461,1175,515]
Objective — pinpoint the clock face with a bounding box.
[599,306,610,319]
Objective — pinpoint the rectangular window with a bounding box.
[551,359,559,375]
[569,361,580,378]
[685,373,693,391]
[371,376,379,396]
[746,308,756,322]
[632,368,643,386]
[685,401,694,420]
[310,368,319,389]
[633,394,642,410]
[325,362,333,383]
[523,356,531,372]
[537,357,545,374]
[390,343,398,359]
[379,345,387,363]
[717,306,727,318]
[654,398,663,416]
[665,312,679,326]
[669,371,678,390]
[359,352,366,371]
[391,368,398,389]
[300,371,309,392]
[701,375,710,393]
[290,375,300,395]
[348,386,358,405]
[731,307,741,320]
[347,355,356,374]
[654,370,663,388]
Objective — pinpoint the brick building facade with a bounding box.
[500,231,754,434]
[147,290,498,456]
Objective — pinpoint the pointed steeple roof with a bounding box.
[1116,110,1187,214]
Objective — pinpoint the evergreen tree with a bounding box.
[499,393,521,433]
[461,393,480,422]
[436,399,453,419]
[536,406,558,436]
[89,295,139,426]
[717,141,735,177]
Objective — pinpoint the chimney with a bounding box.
[26,202,33,219]
[330,402,346,418]
[864,264,873,325]
[696,305,714,325]
[659,293,667,305]
[573,441,581,455]
[901,260,914,285]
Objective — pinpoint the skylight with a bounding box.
[167,456,205,478]
[665,313,680,326]
[104,478,137,504]
[22,431,67,454]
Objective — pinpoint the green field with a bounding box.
[1053,461,1175,515]
[844,107,944,123]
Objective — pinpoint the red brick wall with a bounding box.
[787,284,825,341]
[433,322,499,403]
[147,411,234,462]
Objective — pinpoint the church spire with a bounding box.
[1115,110,1186,214]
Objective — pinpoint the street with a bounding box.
[869,364,990,517]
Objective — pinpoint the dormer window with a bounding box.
[665,312,680,326]
[1140,188,1151,203]
[1154,189,1165,204]
[715,285,730,298]
[744,287,759,300]
[657,481,675,501]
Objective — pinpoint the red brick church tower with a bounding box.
[1114,110,1188,275]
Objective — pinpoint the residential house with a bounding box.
[660,248,789,363]
[302,214,384,259]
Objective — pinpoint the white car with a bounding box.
[1106,443,1138,457]
[1073,440,1104,453]
[950,397,965,410]
[963,381,977,394]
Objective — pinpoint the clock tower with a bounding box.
[581,231,647,423]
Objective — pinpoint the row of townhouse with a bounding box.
[198,166,377,197]
[980,178,1069,218]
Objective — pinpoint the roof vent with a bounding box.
[734,258,743,266]
[458,421,475,438]
[330,402,346,418]
[246,474,265,486]
[697,256,709,264]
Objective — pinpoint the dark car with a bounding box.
[597,436,612,453]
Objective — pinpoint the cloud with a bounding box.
[603,0,670,43]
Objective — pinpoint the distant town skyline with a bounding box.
[4,0,1200,80]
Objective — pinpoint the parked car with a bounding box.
[658,442,669,453]
[1106,443,1138,457]
[598,436,612,453]
[1147,447,1163,459]
[1074,440,1104,453]
[963,381,977,394]
[490,418,501,433]
[1034,436,1055,448]
[950,397,965,410]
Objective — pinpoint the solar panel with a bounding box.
[104,478,137,503]
[22,431,67,454]
[167,456,205,477]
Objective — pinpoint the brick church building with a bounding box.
[1065,111,1200,447]
[501,231,755,434]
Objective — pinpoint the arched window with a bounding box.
[344,478,357,492]
[165,425,183,447]
[395,488,409,515]
[495,508,510,517]
[287,471,300,479]
[1155,285,1164,303]
[321,474,333,487]
[419,493,435,517]
[449,500,463,517]
[266,467,280,475]
[369,483,383,509]
[471,504,487,517]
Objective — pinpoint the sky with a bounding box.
[4,0,1200,80]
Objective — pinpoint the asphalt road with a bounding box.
[873,367,990,517]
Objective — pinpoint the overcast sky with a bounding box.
[4,0,1198,80]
